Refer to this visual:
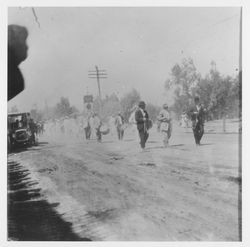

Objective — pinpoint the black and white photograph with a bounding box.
[2,1,248,244]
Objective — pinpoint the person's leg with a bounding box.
[84,128,88,139]
[138,131,141,146]
[139,130,145,148]
[31,132,35,144]
[168,124,172,139]
[87,127,90,139]
[96,129,102,142]
[192,121,201,145]
[163,131,169,147]
[117,127,120,140]
[121,129,124,140]
[197,124,204,144]
[193,129,198,144]
[88,127,92,139]
[145,131,149,145]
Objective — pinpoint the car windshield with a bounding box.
[8,114,28,129]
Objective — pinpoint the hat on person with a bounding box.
[138,101,146,107]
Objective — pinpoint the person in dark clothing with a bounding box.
[135,101,150,149]
[83,111,93,140]
[84,122,91,140]
[189,96,206,145]
[8,25,28,101]
[29,118,37,145]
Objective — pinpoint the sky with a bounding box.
[8,7,241,111]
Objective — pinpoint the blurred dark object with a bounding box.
[8,25,28,101]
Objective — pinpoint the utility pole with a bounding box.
[88,66,107,100]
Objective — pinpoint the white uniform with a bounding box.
[158,109,172,147]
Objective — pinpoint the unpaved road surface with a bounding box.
[8,122,241,241]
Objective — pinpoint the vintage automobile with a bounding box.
[8,112,37,150]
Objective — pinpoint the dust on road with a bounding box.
[8,123,241,241]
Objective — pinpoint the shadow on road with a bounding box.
[123,139,134,142]
[147,146,163,150]
[170,144,184,147]
[148,144,186,150]
[8,161,91,241]
[8,142,49,155]
[37,141,49,146]
[101,141,114,144]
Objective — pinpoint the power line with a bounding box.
[163,12,240,54]
[211,13,239,27]
[88,66,108,100]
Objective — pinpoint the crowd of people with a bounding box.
[40,95,205,150]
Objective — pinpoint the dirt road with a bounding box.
[8,122,241,241]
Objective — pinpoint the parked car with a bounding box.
[8,112,38,150]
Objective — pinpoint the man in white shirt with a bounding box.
[157,104,172,147]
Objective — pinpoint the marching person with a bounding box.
[115,112,125,140]
[189,96,206,146]
[108,114,116,136]
[135,101,150,150]
[181,110,189,132]
[28,118,37,145]
[83,112,92,140]
[92,113,102,142]
[157,103,172,148]
[83,108,94,140]
[84,120,91,140]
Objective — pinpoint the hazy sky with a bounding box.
[8,7,240,111]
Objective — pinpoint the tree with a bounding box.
[228,75,240,118]
[165,58,201,116]
[93,93,121,120]
[30,108,44,122]
[196,68,239,120]
[146,103,161,122]
[120,89,141,121]
[165,58,200,94]
[165,58,240,120]
[54,97,78,118]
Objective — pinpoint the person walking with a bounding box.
[189,96,206,146]
[135,101,150,150]
[84,120,91,140]
[108,115,116,136]
[181,110,189,132]
[28,118,37,145]
[92,113,102,142]
[115,112,125,140]
[157,103,172,148]
[83,115,92,140]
